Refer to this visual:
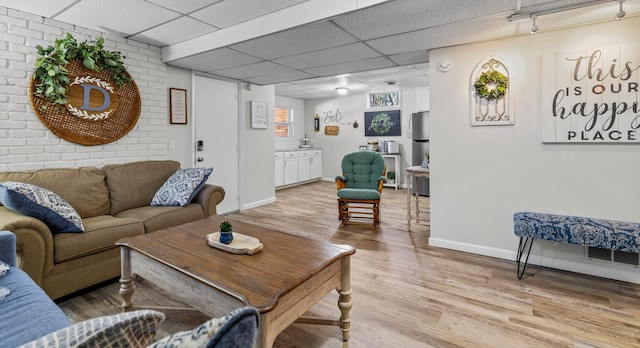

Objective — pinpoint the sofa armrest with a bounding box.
[0,230,16,266]
[0,207,55,286]
[193,184,225,217]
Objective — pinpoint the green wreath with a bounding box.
[369,112,392,134]
[473,70,508,100]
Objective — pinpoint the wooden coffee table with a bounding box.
[116,216,355,348]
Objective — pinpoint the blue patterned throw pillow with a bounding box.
[151,168,213,207]
[18,310,165,348]
[148,307,259,348]
[0,181,84,233]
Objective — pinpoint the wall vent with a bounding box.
[587,247,640,266]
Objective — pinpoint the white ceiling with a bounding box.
[0,0,636,99]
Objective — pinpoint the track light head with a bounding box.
[530,15,539,34]
[616,0,626,20]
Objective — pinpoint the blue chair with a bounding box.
[335,151,386,228]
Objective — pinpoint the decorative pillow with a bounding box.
[0,260,9,277]
[148,307,259,348]
[0,182,84,233]
[151,168,213,207]
[0,287,9,301]
[18,310,165,348]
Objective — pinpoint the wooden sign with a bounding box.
[30,59,141,146]
[325,125,339,135]
[541,45,640,143]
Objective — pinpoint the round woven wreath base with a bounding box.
[30,60,141,146]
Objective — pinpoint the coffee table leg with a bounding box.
[119,247,135,310]
[337,256,352,341]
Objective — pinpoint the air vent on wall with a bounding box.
[588,247,639,266]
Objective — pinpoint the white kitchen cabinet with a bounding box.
[283,151,299,186]
[275,152,284,187]
[298,150,311,182]
[310,150,322,179]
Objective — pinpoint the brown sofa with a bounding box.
[0,160,225,299]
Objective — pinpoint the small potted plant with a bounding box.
[386,171,396,185]
[219,221,233,244]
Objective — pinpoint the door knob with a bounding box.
[197,157,204,162]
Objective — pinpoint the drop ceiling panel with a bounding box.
[272,42,381,69]
[303,57,395,77]
[244,70,315,85]
[388,50,430,65]
[333,0,515,41]
[212,61,294,79]
[170,48,262,71]
[366,13,515,56]
[131,17,217,46]
[54,0,181,36]
[145,0,222,14]
[230,21,358,60]
[191,0,309,28]
[0,0,76,17]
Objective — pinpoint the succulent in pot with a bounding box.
[219,221,233,244]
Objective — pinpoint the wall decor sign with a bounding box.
[364,110,401,136]
[325,125,339,135]
[30,60,141,146]
[542,46,640,143]
[470,57,514,126]
[30,34,140,146]
[250,101,268,129]
[169,88,187,124]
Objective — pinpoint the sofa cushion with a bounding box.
[18,310,165,348]
[148,307,259,348]
[53,215,144,263]
[103,160,181,215]
[116,204,205,233]
[0,167,110,218]
[151,167,213,207]
[0,182,84,233]
[0,266,71,347]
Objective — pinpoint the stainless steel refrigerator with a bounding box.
[411,112,430,196]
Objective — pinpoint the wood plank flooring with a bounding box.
[57,181,640,347]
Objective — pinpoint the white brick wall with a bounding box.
[0,6,168,172]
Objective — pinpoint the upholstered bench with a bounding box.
[513,212,640,279]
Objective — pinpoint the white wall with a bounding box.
[304,90,419,186]
[429,17,640,282]
[240,84,276,209]
[0,7,168,171]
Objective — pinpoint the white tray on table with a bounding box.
[206,232,263,255]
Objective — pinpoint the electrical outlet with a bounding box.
[169,140,176,150]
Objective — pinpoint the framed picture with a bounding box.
[364,110,401,136]
[169,88,187,124]
[250,101,268,129]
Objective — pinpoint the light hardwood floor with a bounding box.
[58,181,640,347]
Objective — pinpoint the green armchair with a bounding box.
[335,151,386,228]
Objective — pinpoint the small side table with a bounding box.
[406,166,430,224]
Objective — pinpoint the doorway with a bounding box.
[193,74,239,214]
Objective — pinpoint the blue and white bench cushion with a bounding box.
[514,212,640,253]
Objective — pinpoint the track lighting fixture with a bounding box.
[616,0,626,20]
[529,15,538,34]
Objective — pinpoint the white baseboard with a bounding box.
[429,238,640,284]
[242,197,276,210]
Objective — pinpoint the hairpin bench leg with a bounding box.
[516,236,534,279]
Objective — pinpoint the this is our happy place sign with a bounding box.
[542,45,640,143]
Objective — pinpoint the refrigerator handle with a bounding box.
[407,113,413,138]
